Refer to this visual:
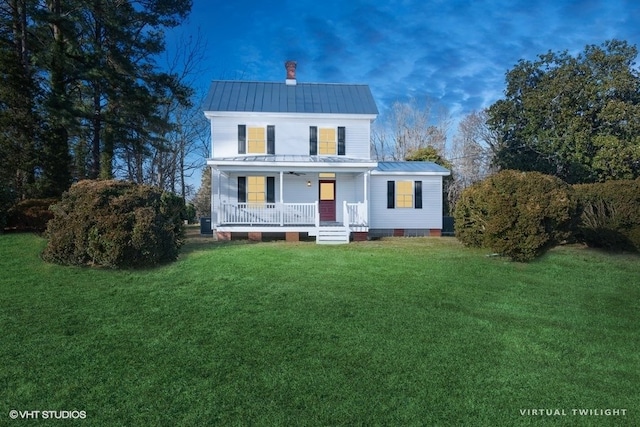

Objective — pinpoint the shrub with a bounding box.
[0,184,14,233]
[42,180,185,268]
[452,182,487,248]
[573,179,640,251]
[454,170,577,262]
[6,198,58,232]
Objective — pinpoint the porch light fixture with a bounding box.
[307,180,312,187]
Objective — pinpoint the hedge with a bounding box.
[5,198,58,232]
[573,179,640,252]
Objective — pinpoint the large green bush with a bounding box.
[43,180,185,268]
[454,170,577,262]
[573,179,640,251]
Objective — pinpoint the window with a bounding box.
[310,126,345,155]
[238,125,275,154]
[396,181,413,208]
[247,176,265,203]
[387,180,423,209]
[238,176,275,204]
[319,172,335,178]
[248,127,265,154]
[319,128,336,155]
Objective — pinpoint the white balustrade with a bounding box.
[219,201,368,228]
[220,203,317,225]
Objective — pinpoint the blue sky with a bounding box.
[171,0,640,118]
[168,0,640,192]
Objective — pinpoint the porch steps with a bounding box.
[316,226,350,244]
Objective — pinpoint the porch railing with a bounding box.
[219,201,368,228]
[345,201,368,227]
[220,202,317,226]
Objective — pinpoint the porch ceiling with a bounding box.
[208,155,378,172]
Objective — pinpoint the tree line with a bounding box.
[371,39,640,213]
[0,0,208,208]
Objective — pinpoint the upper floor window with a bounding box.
[248,127,265,154]
[238,125,275,155]
[319,128,336,155]
[310,126,345,156]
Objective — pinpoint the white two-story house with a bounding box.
[203,61,450,243]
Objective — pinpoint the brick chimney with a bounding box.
[285,60,297,85]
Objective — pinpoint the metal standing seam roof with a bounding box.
[374,161,451,175]
[202,81,379,115]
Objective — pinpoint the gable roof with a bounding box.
[202,81,378,115]
[373,161,450,176]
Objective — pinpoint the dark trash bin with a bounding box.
[200,217,213,235]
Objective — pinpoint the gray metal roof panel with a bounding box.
[375,161,450,174]
[202,81,379,115]
[211,155,376,163]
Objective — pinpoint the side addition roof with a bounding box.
[373,161,450,176]
[202,81,379,115]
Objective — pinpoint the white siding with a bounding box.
[209,114,372,159]
[369,175,443,229]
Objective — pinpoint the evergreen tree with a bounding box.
[487,40,640,183]
[0,0,41,199]
[0,0,193,199]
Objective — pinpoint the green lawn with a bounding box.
[1,232,639,426]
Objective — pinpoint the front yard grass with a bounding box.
[1,233,639,426]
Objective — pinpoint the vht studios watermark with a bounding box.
[9,410,86,420]
[520,408,627,417]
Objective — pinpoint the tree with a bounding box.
[405,146,452,167]
[371,98,450,161]
[39,0,74,197]
[70,0,193,180]
[405,146,455,215]
[0,0,41,200]
[448,110,497,209]
[487,39,640,183]
[192,167,211,219]
[141,30,209,201]
[0,0,194,202]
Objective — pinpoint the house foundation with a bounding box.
[216,231,231,241]
[351,232,368,242]
[286,232,300,242]
[248,232,262,241]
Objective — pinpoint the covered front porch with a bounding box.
[208,155,376,243]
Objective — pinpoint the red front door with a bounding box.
[319,180,336,222]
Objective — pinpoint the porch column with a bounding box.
[279,171,284,226]
[215,169,222,226]
[363,171,368,204]
[210,167,216,226]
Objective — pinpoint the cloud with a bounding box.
[183,0,640,123]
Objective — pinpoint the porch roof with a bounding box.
[207,155,378,172]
